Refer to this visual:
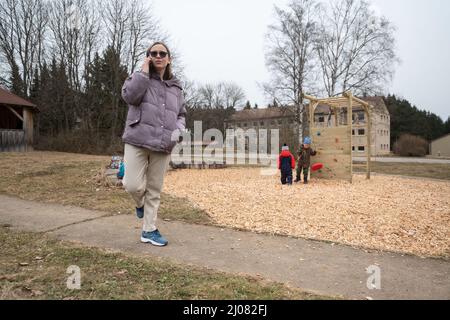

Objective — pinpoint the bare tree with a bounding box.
[197,83,216,109]
[100,0,130,143]
[264,0,319,144]
[125,0,170,73]
[182,79,202,109]
[186,81,245,134]
[0,0,49,95]
[222,82,246,110]
[47,0,90,132]
[315,0,397,97]
[48,0,90,92]
[81,0,102,88]
[197,82,246,109]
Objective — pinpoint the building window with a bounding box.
[243,122,247,127]
[278,119,283,125]
[352,129,355,135]
[270,120,275,125]
[253,122,257,126]
[260,121,264,126]
[358,112,365,121]
[352,146,355,151]
[318,116,325,123]
[358,146,365,152]
[358,129,365,135]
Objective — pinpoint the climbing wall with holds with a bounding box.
[310,126,352,181]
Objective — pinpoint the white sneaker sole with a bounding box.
[140,237,167,246]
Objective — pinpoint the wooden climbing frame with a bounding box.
[303,92,372,183]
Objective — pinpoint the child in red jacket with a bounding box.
[278,144,296,185]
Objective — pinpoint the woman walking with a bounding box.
[121,42,186,246]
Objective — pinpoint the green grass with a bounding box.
[353,161,450,180]
[0,226,329,300]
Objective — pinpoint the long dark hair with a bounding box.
[146,41,173,80]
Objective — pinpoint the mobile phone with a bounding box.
[145,51,152,77]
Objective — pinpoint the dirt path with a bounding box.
[0,194,449,300]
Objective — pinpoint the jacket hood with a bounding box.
[280,150,293,157]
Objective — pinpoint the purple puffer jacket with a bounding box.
[121,71,186,153]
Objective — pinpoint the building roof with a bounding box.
[227,96,389,122]
[431,133,450,143]
[360,96,389,114]
[0,87,38,111]
[313,96,389,115]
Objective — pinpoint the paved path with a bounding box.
[353,156,450,164]
[0,194,448,300]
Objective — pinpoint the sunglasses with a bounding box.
[148,50,168,58]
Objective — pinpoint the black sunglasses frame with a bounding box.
[148,51,168,58]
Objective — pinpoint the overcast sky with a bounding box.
[151,0,450,120]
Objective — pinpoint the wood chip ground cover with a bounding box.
[163,168,450,258]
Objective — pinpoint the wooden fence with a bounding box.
[0,129,27,152]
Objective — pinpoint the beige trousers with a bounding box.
[123,143,171,232]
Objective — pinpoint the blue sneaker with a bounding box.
[136,206,144,219]
[141,229,168,246]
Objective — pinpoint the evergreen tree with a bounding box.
[444,117,450,135]
[100,46,129,142]
[84,52,110,135]
[10,60,25,97]
[29,66,40,103]
[384,95,446,145]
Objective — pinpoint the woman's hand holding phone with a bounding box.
[141,56,152,74]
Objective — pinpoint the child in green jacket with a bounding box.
[295,136,316,184]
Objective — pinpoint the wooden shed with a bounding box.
[0,87,39,152]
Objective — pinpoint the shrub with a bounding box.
[34,130,124,155]
[393,134,429,157]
